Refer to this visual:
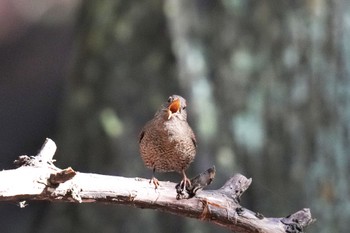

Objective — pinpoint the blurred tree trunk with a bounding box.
[36,1,185,233]
[35,1,221,233]
[35,1,349,233]
[165,1,350,233]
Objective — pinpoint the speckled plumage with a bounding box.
[139,95,197,188]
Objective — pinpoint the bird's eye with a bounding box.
[182,106,186,110]
[167,96,173,103]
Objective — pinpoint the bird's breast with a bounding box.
[139,119,196,172]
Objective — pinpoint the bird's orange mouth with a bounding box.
[167,98,181,119]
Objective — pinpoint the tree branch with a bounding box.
[0,139,315,232]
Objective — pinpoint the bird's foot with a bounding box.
[149,177,160,189]
[176,167,216,199]
[180,176,191,191]
[176,177,191,199]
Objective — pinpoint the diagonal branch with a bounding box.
[0,139,315,233]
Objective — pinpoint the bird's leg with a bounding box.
[180,169,191,191]
[150,168,160,189]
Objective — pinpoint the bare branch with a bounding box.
[0,139,315,233]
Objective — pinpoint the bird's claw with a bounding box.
[176,178,191,199]
[176,177,191,192]
[149,177,160,189]
[181,177,191,190]
[176,166,216,199]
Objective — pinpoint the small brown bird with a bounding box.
[139,95,197,190]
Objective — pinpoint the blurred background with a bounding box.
[1,0,349,232]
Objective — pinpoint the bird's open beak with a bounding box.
[167,98,181,119]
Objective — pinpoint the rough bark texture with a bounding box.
[0,139,315,233]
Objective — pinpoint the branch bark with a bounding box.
[0,139,315,233]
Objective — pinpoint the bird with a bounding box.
[139,94,197,190]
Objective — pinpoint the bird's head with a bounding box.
[164,95,187,120]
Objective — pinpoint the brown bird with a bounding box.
[139,95,197,190]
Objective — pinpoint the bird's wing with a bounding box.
[138,130,145,143]
[191,131,197,148]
